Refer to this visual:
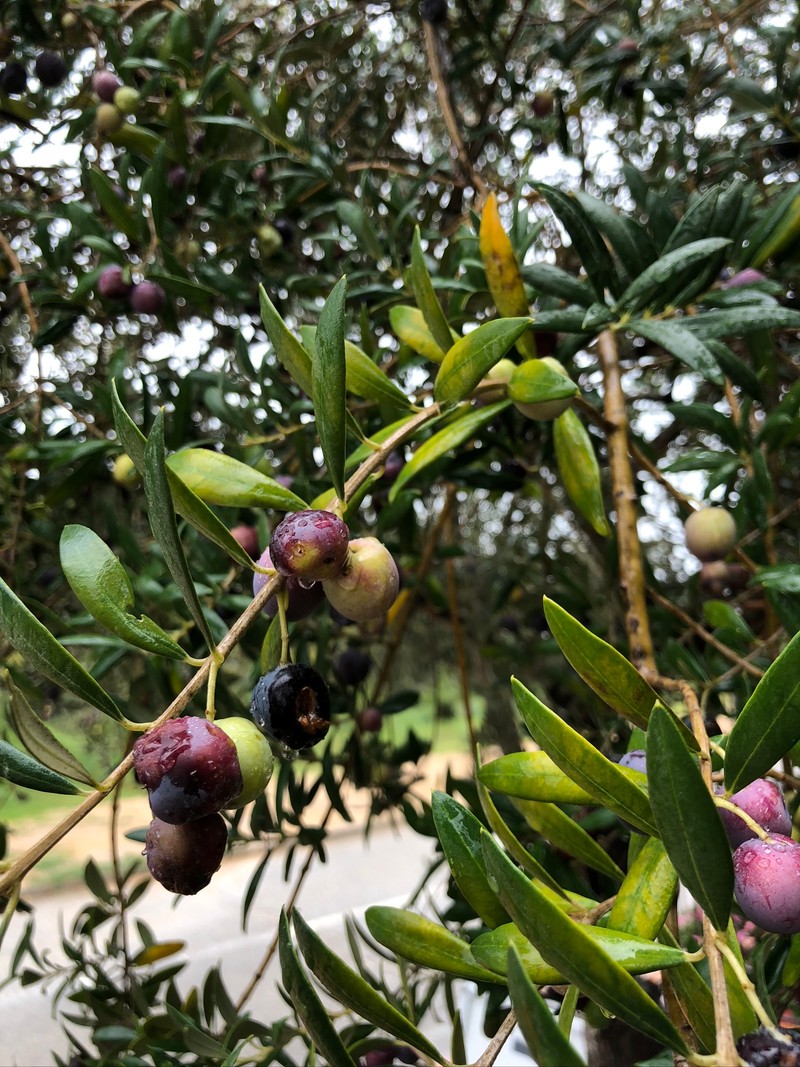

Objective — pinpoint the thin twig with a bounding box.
[473,1008,517,1067]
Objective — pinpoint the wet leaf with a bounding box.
[613,238,731,314]
[409,226,453,353]
[534,184,622,301]
[507,945,587,1067]
[724,628,800,793]
[0,577,125,724]
[389,304,453,362]
[278,910,356,1065]
[435,318,532,407]
[478,751,594,804]
[302,326,411,410]
[607,837,678,940]
[0,740,84,795]
[431,791,509,928]
[292,911,443,1062]
[4,670,99,787]
[647,706,733,931]
[364,906,503,984]
[166,450,307,511]
[258,285,314,396]
[553,409,610,536]
[481,832,688,1054]
[512,678,656,835]
[60,525,187,660]
[513,797,624,880]
[313,276,348,500]
[630,318,724,385]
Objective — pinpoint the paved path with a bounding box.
[0,821,443,1067]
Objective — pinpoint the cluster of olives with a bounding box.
[682,506,750,597]
[622,750,799,936]
[0,48,68,95]
[92,68,140,135]
[133,716,274,895]
[97,265,166,316]
[254,509,400,625]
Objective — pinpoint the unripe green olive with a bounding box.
[257,223,283,258]
[684,507,737,562]
[216,717,275,807]
[96,103,123,134]
[513,357,573,420]
[113,86,140,115]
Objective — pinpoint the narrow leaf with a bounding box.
[364,906,503,984]
[507,360,578,406]
[535,184,622,301]
[553,409,610,536]
[389,400,510,501]
[313,277,348,500]
[478,751,594,804]
[0,578,125,723]
[258,285,314,396]
[0,739,83,795]
[434,318,532,406]
[292,911,443,1063]
[507,945,587,1067]
[607,837,678,940]
[685,306,800,339]
[166,450,307,511]
[724,629,800,793]
[302,326,411,409]
[479,192,536,358]
[88,167,140,241]
[543,597,659,729]
[389,305,451,362]
[143,411,216,651]
[513,798,624,880]
[431,791,510,928]
[410,227,453,353]
[277,910,356,1066]
[4,670,98,787]
[613,238,731,314]
[60,526,187,659]
[481,832,688,1053]
[511,678,657,835]
[647,707,733,931]
[630,318,725,385]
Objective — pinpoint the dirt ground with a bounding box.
[8,750,475,895]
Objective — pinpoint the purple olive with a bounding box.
[144,814,227,895]
[719,779,792,849]
[253,547,325,621]
[733,834,800,935]
[269,510,350,582]
[129,280,166,315]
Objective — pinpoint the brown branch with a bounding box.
[444,489,479,756]
[474,1009,517,1067]
[597,330,656,672]
[0,230,38,337]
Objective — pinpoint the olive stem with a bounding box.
[277,588,291,665]
[712,797,772,842]
[713,933,790,1041]
[702,912,740,1067]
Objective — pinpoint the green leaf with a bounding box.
[478,751,594,804]
[685,305,800,339]
[302,326,411,410]
[511,678,657,835]
[0,578,126,724]
[59,526,187,660]
[292,911,443,1063]
[88,167,140,241]
[542,598,668,732]
[431,791,509,928]
[409,227,453,353]
[0,739,84,795]
[480,832,688,1054]
[434,319,531,406]
[258,285,314,396]
[534,184,622,301]
[647,707,733,931]
[313,277,348,500]
[389,305,453,362]
[3,670,98,787]
[143,411,216,651]
[521,263,595,307]
[507,360,579,406]
[473,922,686,982]
[507,945,587,1067]
[364,906,503,984]
[513,798,624,881]
[277,910,355,1067]
[607,837,678,940]
[166,450,307,511]
[613,238,731,314]
[724,629,800,793]
[629,318,725,385]
[552,409,610,536]
[389,400,510,501]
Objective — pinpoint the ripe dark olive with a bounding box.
[133,716,243,823]
[334,648,372,686]
[129,280,166,315]
[98,264,132,300]
[168,165,187,189]
[250,663,331,751]
[35,52,68,88]
[357,706,383,733]
[0,62,27,96]
[737,1027,800,1067]
[719,779,792,849]
[93,70,122,102]
[269,509,350,582]
[230,523,260,558]
[253,547,325,621]
[144,814,227,895]
[733,834,800,935]
[273,218,294,244]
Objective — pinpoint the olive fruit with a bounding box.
[129,280,166,315]
[269,510,350,582]
[92,69,121,102]
[513,357,574,420]
[0,62,27,96]
[257,223,283,257]
[684,507,737,562]
[144,814,227,895]
[133,716,243,824]
[35,52,68,88]
[737,1027,800,1067]
[722,268,766,289]
[250,664,331,751]
[532,91,554,117]
[215,717,274,807]
[357,706,383,733]
[112,453,140,488]
[98,264,132,300]
[253,547,325,621]
[95,102,123,134]
[168,165,187,189]
[323,537,399,622]
[230,524,260,558]
[719,779,792,849]
[334,648,372,686]
[733,834,800,935]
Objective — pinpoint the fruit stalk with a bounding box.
[701,914,740,1067]
[597,329,656,672]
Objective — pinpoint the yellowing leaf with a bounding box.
[479,192,536,358]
